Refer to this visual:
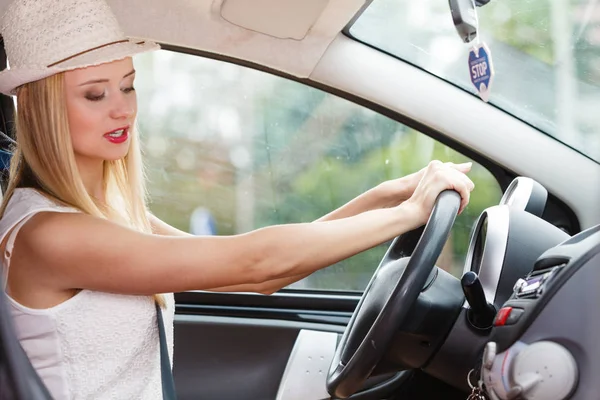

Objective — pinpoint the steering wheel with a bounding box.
[326,190,461,398]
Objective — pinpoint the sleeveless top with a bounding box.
[0,188,175,400]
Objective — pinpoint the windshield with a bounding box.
[350,0,600,162]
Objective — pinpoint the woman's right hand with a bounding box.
[402,160,475,227]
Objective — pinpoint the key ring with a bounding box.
[467,368,477,389]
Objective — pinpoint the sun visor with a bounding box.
[108,0,366,78]
[220,0,329,40]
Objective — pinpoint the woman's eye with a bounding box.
[85,92,105,101]
[122,86,135,94]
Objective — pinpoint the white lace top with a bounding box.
[0,188,175,400]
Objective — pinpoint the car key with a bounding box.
[467,369,488,400]
[467,387,486,400]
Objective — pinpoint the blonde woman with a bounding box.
[0,0,474,399]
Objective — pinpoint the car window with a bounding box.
[135,50,502,292]
[350,0,600,162]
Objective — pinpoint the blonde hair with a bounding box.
[0,72,164,307]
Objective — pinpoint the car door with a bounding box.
[134,48,506,400]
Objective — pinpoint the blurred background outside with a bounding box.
[134,0,599,291]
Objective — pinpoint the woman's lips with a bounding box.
[103,127,129,144]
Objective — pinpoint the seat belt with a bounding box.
[156,302,177,400]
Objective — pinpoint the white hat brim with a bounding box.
[0,39,159,96]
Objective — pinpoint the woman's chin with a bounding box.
[100,144,131,161]
[103,151,129,162]
[75,149,129,165]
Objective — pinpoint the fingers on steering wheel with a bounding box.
[428,161,474,214]
[459,187,470,214]
[447,164,474,213]
[439,167,472,214]
[428,160,443,170]
[444,161,472,174]
[457,176,472,214]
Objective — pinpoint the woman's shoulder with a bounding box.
[8,187,78,212]
[0,188,79,237]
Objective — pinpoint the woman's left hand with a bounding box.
[375,161,473,208]
[316,161,473,223]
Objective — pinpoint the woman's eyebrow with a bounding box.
[78,69,136,86]
[123,69,136,79]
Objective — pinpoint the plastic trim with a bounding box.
[276,329,338,400]
[500,177,533,210]
[462,206,510,306]
[175,314,346,334]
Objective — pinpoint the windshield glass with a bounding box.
[350,0,600,162]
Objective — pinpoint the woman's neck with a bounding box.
[76,156,105,201]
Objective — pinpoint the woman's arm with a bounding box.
[148,213,309,293]
[148,214,306,294]
[148,162,474,293]
[148,213,192,237]
[316,162,472,222]
[15,161,470,296]
[148,162,473,234]
[148,162,473,233]
[314,184,397,222]
[20,202,418,295]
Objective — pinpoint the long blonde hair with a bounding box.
[0,72,164,306]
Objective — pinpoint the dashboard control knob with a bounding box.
[513,278,527,293]
[510,341,577,400]
[481,341,578,400]
[482,342,496,369]
[461,271,497,329]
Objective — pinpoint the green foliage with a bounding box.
[479,0,600,86]
[137,45,502,292]
[134,0,599,292]
[479,0,554,64]
[252,102,503,290]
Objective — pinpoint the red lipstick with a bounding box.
[104,126,129,144]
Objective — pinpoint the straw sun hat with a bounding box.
[0,0,159,96]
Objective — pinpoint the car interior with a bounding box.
[1,0,599,399]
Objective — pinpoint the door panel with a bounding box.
[172,292,348,400]
[171,292,467,400]
[173,316,295,400]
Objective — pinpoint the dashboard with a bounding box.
[322,175,597,400]
[463,177,568,309]
[446,177,600,399]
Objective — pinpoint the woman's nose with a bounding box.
[110,94,135,120]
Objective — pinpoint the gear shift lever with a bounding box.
[461,271,497,330]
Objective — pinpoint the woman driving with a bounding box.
[0,0,474,398]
